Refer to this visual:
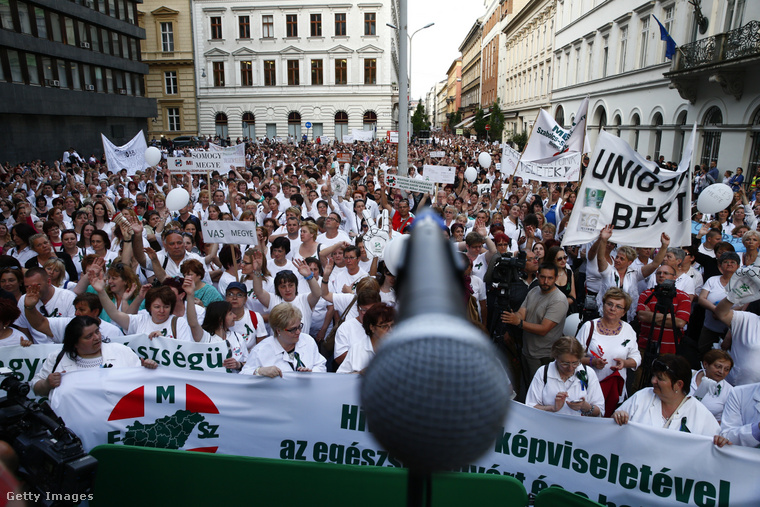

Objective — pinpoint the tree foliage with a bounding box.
[411,102,430,134]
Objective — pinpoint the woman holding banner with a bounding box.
[613,355,730,446]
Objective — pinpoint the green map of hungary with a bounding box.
[123,410,205,448]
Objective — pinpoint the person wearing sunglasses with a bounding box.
[338,302,395,374]
[241,302,326,377]
[546,245,577,314]
[526,336,604,417]
[614,355,729,446]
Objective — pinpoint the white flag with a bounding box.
[101,130,149,176]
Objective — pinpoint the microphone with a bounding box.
[361,209,512,473]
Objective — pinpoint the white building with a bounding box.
[551,0,759,179]
[193,0,399,141]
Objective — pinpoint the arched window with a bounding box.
[362,110,377,138]
[597,108,607,132]
[288,111,302,138]
[555,105,565,128]
[701,106,722,166]
[747,108,760,191]
[613,114,622,137]
[631,113,641,151]
[335,111,349,141]
[215,112,228,138]
[242,112,255,140]
[652,112,664,162]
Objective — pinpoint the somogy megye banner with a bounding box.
[563,131,692,247]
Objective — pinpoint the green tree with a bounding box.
[508,131,529,151]
[488,99,505,141]
[411,103,430,134]
[472,108,487,139]
[448,111,462,134]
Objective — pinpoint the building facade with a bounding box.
[459,18,482,120]
[435,77,448,128]
[0,0,155,163]
[139,0,198,141]
[480,0,509,109]
[500,0,554,138]
[444,57,461,129]
[192,0,399,142]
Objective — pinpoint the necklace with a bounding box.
[597,320,622,336]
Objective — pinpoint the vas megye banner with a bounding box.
[50,370,759,506]
[562,129,694,248]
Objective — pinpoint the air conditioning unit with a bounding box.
[80,42,90,49]
[118,88,127,95]
[85,84,95,91]
[46,79,60,87]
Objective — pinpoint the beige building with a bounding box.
[459,19,483,120]
[435,79,449,128]
[444,58,462,129]
[500,0,554,137]
[139,0,198,141]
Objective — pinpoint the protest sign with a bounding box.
[202,220,259,245]
[501,144,520,175]
[352,129,374,142]
[429,151,445,158]
[386,131,399,144]
[208,143,246,167]
[167,152,225,174]
[101,130,149,176]
[691,221,746,253]
[562,127,695,248]
[385,174,434,194]
[478,183,492,195]
[51,369,760,506]
[422,165,455,184]
[336,152,352,165]
[515,152,582,182]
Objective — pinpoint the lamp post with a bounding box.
[387,19,434,173]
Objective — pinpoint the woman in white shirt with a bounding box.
[337,302,395,373]
[691,349,734,424]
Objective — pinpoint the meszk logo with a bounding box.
[106,383,221,453]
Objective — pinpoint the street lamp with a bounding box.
[387,22,434,105]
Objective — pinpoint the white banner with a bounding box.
[107,334,229,372]
[0,344,61,382]
[208,143,246,168]
[50,369,760,506]
[167,152,228,174]
[562,128,694,248]
[101,130,149,176]
[352,129,374,142]
[342,135,355,144]
[518,98,588,182]
[429,151,445,158]
[385,174,434,194]
[201,220,259,245]
[516,152,582,182]
[422,165,455,184]
[501,144,520,175]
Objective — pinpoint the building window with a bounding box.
[652,112,663,161]
[335,111,348,141]
[639,18,649,68]
[587,43,593,81]
[215,112,228,138]
[286,14,297,37]
[555,105,565,127]
[164,71,177,94]
[335,13,346,36]
[662,6,674,62]
[264,60,275,85]
[262,15,273,38]
[311,59,323,85]
[242,112,255,139]
[239,16,250,39]
[213,61,224,87]
[618,26,628,73]
[602,36,609,78]
[747,109,760,191]
[240,61,253,86]
[287,60,299,85]
[364,58,376,84]
[288,111,302,137]
[335,59,347,84]
[167,108,180,131]
[364,13,375,35]
[210,16,222,40]
[310,14,321,37]
[701,106,723,166]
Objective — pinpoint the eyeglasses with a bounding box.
[556,255,567,261]
[375,322,393,330]
[558,360,581,368]
[284,323,304,333]
[226,291,245,299]
[651,359,675,376]
[604,301,625,311]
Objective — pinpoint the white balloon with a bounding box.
[144,146,162,167]
[166,188,190,211]
[697,183,733,215]
[464,167,478,183]
[563,313,582,337]
[478,151,492,169]
[382,234,410,276]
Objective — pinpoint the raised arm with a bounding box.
[319,257,336,303]
[294,258,321,309]
[640,233,671,279]
[91,270,131,330]
[249,249,272,308]
[22,284,53,338]
[595,224,613,272]
[182,276,204,342]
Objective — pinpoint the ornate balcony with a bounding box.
[664,20,760,103]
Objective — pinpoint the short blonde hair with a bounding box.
[269,302,302,335]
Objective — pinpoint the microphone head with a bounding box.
[361,314,512,472]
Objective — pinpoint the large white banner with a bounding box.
[352,129,374,142]
[107,334,229,372]
[0,344,61,382]
[422,165,456,184]
[101,130,149,176]
[50,369,759,506]
[201,220,259,245]
[501,144,520,175]
[562,128,694,248]
[208,143,246,168]
[517,98,588,182]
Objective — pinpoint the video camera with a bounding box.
[653,279,677,312]
[0,369,96,505]
[484,251,527,330]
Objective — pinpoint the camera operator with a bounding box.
[633,264,692,389]
[484,249,539,398]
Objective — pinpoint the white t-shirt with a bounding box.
[199,329,249,366]
[726,311,760,386]
[0,328,28,347]
[126,314,193,341]
[337,334,374,373]
[48,317,123,343]
[265,293,314,336]
[332,268,369,294]
[333,317,366,360]
[615,388,721,437]
[229,310,268,352]
[16,287,77,344]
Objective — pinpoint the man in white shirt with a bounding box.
[16,267,76,344]
[23,292,123,342]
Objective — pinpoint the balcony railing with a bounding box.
[677,20,760,70]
